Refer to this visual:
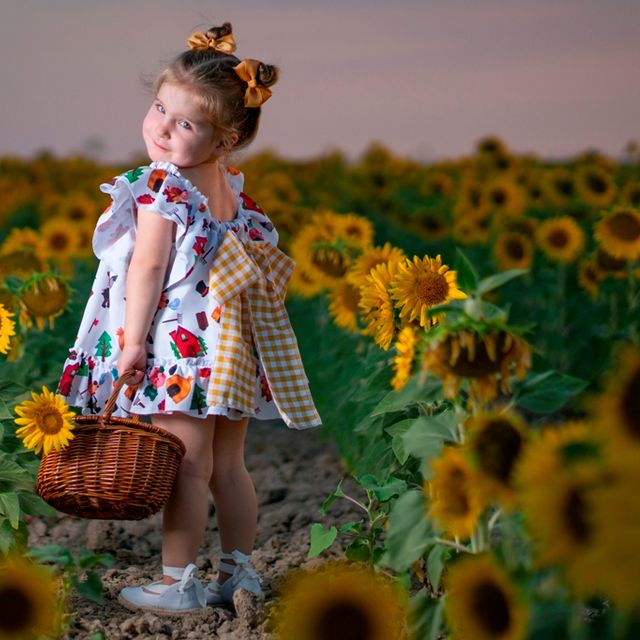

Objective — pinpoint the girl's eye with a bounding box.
[178,120,192,130]
[155,103,165,114]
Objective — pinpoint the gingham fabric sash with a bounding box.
[208,230,322,430]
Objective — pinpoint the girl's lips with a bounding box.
[154,140,169,151]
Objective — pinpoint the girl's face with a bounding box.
[142,83,221,167]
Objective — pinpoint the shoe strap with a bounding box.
[177,563,206,607]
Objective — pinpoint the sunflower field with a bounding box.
[0,137,639,639]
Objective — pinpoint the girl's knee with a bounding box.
[209,461,249,494]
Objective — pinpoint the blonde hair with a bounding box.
[151,22,279,151]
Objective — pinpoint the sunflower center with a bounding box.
[469,188,482,209]
[607,212,640,241]
[50,233,70,250]
[596,248,627,271]
[491,189,507,206]
[547,229,569,248]
[421,215,444,232]
[446,468,471,517]
[505,239,525,260]
[474,420,523,484]
[36,409,64,435]
[314,600,373,640]
[445,333,506,378]
[621,368,640,438]
[586,173,608,194]
[69,206,86,221]
[0,585,34,633]
[22,285,68,318]
[415,272,449,307]
[565,486,591,544]
[344,284,362,314]
[555,178,574,197]
[312,248,348,278]
[628,187,640,206]
[471,581,511,635]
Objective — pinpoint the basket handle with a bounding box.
[101,370,142,422]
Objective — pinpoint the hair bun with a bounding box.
[205,22,233,40]
[257,62,279,88]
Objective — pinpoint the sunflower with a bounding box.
[411,210,450,241]
[577,259,603,298]
[336,213,375,250]
[390,255,466,328]
[19,274,70,331]
[424,171,455,198]
[0,250,45,278]
[444,553,528,640]
[476,135,508,157]
[14,386,76,455]
[0,304,16,355]
[270,561,408,640]
[620,180,640,207]
[574,165,617,208]
[287,264,326,299]
[589,346,640,451]
[517,460,603,597]
[465,410,528,507]
[40,217,81,264]
[425,446,487,539]
[542,167,576,207]
[594,247,628,278]
[0,554,65,640]
[391,325,419,391]
[535,216,585,263]
[359,260,402,350]
[454,180,489,219]
[346,243,406,288]
[422,329,531,405]
[453,213,492,246]
[484,178,527,218]
[594,207,640,261]
[492,232,534,271]
[56,191,101,225]
[290,222,345,289]
[0,227,43,256]
[328,280,362,332]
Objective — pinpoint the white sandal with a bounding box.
[205,550,263,606]
[118,563,206,615]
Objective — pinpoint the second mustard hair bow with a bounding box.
[233,59,272,108]
[187,30,237,54]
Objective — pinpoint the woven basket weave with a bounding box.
[37,371,186,520]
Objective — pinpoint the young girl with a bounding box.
[58,22,321,614]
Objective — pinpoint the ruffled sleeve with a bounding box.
[94,165,190,268]
[225,167,280,248]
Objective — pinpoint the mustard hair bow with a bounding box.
[233,59,273,108]
[187,30,237,54]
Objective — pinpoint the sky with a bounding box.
[1,0,639,165]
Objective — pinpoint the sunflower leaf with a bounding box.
[308,523,338,559]
[426,543,450,593]
[0,453,34,490]
[0,519,15,554]
[402,413,459,464]
[476,269,528,295]
[0,492,21,529]
[514,370,589,414]
[370,374,443,416]
[409,594,444,640]
[381,490,433,571]
[70,571,105,603]
[17,491,57,517]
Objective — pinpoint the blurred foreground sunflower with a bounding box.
[425,446,487,539]
[270,561,407,640]
[0,303,16,355]
[542,167,576,207]
[422,329,531,405]
[619,180,640,207]
[390,255,466,328]
[287,265,325,299]
[0,554,65,640]
[0,250,45,279]
[594,207,640,261]
[336,213,375,249]
[328,280,362,332]
[444,553,528,640]
[19,274,70,331]
[465,409,528,507]
[40,217,81,265]
[535,216,585,263]
[0,227,43,256]
[594,247,628,278]
[14,386,76,455]
[575,165,617,208]
[577,259,604,298]
[484,177,527,218]
[590,345,640,451]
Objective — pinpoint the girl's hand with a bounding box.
[117,344,147,385]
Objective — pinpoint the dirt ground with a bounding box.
[29,420,361,640]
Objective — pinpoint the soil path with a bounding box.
[29,420,359,639]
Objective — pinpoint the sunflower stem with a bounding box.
[488,508,503,531]
[434,537,470,554]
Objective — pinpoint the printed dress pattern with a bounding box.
[58,161,284,421]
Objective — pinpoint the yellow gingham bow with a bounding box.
[187,31,237,54]
[233,59,273,108]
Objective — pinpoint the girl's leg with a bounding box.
[152,412,216,584]
[209,415,256,580]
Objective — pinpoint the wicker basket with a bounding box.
[37,371,186,520]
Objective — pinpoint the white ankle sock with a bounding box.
[163,565,186,580]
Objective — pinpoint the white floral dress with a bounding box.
[58,161,283,421]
